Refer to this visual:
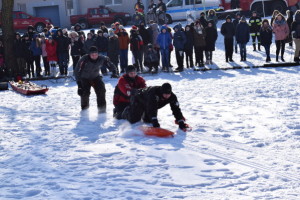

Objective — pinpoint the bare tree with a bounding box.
[1,0,15,78]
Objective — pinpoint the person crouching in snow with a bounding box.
[157,26,172,72]
[173,23,187,72]
[235,16,250,62]
[113,65,146,119]
[144,43,159,73]
[74,46,119,112]
[121,83,189,131]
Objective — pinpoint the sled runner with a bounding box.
[139,126,175,137]
[10,81,49,95]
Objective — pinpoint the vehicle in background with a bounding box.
[70,6,131,29]
[0,11,52,33]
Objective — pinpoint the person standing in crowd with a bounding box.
[273,13,289,62]
[233,12,241,53]
[117,25,130,73]
[55,29,71,76]
[193,20,206,66]
[156,0,167,24]
[271,10,281,27]
[260,19,273,62]
[108,30,120,72]
[291,10,300,63]
[83,33,95,55]
[199,12,208,28]
[235,16,250,61]
[40,34,50,76]
[26,25,36,41]
[173,23,186,71]
[45,36,58,77]
[121,82,189,131]
[167,27,174,68]
[149,21,160,63]
[74,46,119,112]
[74,23,81,33]
[144,43,159,73]
[286,10,294,47]
[113,65,146,119]
[184,25,194,68]
[249,11,262,51]
[134,0,144,12]
[157,25,172,72]
[30,34,42,77]
[69,31,83,71]
[130,25,144,72]
[221,15,235,62]
[206,9,218,29]
[13,32,27,77]
[100,22,109,34]
[205,20,218,65]
[139,22,151,67]
[23,33,35,78]
[95,30,109,74]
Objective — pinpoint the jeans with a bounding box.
[160,48,169,69]
[58,52,69,75]
[239,43,247,60]
[119,49,128,72]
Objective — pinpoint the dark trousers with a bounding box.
[205,51,213,61]
[33,55,42,76]
[72,55,80,71]
[26,60,34,77]
[16,57,26,76]
[175,50,184,69]
[42,56,50,76]
[263,44,271,58]
[160,48,170,70]
[120,49,128,72]
[123,95,150,124]
[239,43,247,60]
[132,50,143,72]
[194,46,204,65]
[224,38,234,61]
[80,76,106,110]
[185,49,193,68]
[275,40,286,57]
[58,52,69,75]
[114,102,129,119]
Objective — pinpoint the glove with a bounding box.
[178,120,188,131]
[152,119,160,128]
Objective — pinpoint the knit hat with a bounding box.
[89,46,98,54]
[126,65,136,73]
[161,83,172,94]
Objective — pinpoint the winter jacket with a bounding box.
[249,16,262,33]
[150,23,160,48]
[130,32,144,51]
[144,49,159,66]
[30,40,42,56]
[233,17,240,32]
[23,39,34,61]
[260,25,273,46]
[184,28,194,51]
[156,27,172,50]
[273,19,289,41]
[235,21,250,44]
[70,38,83,56]
[83,38,95,54]
[134,86,184,122]
[207,14,218,29]
[74,54,117,81]
[139,25,151,46]
[193,26,206,47]
[95,36,108,52]
[108,36,120,64]
[173,24,187,51]
[45,40,58,62]
[55,29,71,54]
[41,40,47,57]
[117,32,130,50]
[291,13,300,39]
[205,26,218,51]
[221,21,235,39]
[113,74,146,106]
[199,16,208,28]
[13,39,27,58]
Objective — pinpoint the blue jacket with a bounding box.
[156,26,172,50]
[173,24,186,50]
[235,21,250,44]
[30,41,42,56]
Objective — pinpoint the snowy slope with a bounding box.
[0,19,300,200]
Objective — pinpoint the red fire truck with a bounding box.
[219,0,300,16]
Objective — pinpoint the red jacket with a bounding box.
[45,40,58,62]
[113,74,146,105]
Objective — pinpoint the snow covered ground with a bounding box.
[0,20,300,200]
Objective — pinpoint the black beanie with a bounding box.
[89,46,98,54]
[126,65,136,73]
[161,83,172,94]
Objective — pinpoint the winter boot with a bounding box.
[253,44,256,51]
[258,44,261,51]
[281,55,285,62]
[276,55,279,62]
[81,96,90,110]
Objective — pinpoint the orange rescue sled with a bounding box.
[139,126,175,137]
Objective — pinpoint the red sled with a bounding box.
[139,126,175,138]
[10,81,49,95]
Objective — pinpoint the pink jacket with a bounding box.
[273,21,289,41]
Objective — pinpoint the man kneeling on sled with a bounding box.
[122,82,189,131]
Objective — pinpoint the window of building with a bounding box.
[104,0,122,5]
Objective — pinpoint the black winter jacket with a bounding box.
[249,16,262,33]
[235,21,250,44]
[205,26,218,51]
[95,36,108,52]
[55,35,71,54]
[259,25,273,46]
[221,22,235,39]
[13,39,27,58]
[139,25,151,45]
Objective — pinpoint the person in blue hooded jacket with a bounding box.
[235,16,250,61]
[30,34,43,77]
[173,23,187,72]
[156,25,172,72]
